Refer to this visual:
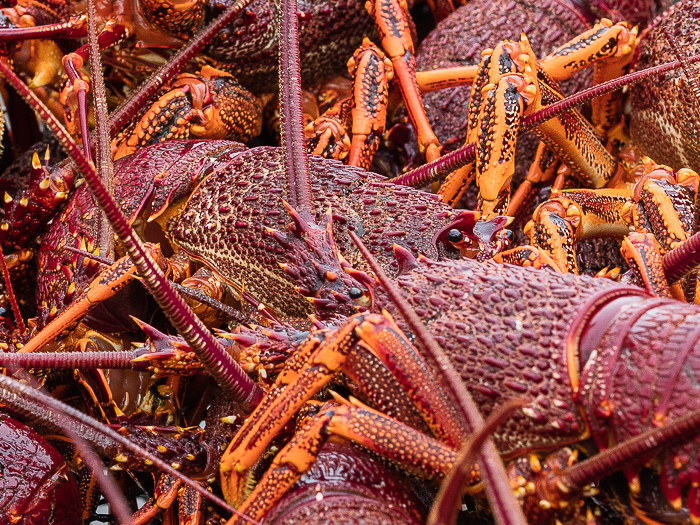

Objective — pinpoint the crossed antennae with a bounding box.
[350,231,529,525]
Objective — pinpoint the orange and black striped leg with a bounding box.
[620,233,675,299]
[219,312,466,507]
[415,65,478,93]
[466,37,541,218]
[437,46,493,207]
[227,400,458,525]
[539,19,637,133]
[113,67,261,160]
[346,38,394,170]
[524,189,631,273]
[365,0,441,163]
[17,243,164,354]
[219,317,362,507]
[622,165,699,253]
[493,246,565,273]
[531,80,620,190]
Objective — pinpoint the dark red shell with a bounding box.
[629,0,700,173]
[0,412,82,525]
[168,143,459,318]
[376,257,630,455]
[264,442,424,525]
[206,0,377,92]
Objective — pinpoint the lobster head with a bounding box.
[268,203,376,321]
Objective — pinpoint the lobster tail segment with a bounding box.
[575,293,700,519]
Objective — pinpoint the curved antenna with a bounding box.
[278,0,313,217]
[0,373,261,525]
[390,52,700,188]
[0,60,264,411]
[350,232,529,525]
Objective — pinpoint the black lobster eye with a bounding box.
[504,229,514,243]
[447,229,464,243]
[349,287,363,300]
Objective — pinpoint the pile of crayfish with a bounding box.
[3,0,700,523]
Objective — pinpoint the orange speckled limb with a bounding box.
[227,400,457,525]
[17,243,165,353]
[113,67,262,160]
[346,38,394,170]
[620,233,674,299]
[621,166,700,254]
[437,23,636,216]
[365,0,440,162]
[493,245,564,273]
[304,98,352,161]
[219,312,465,507]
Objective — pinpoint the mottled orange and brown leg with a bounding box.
[18,243,165,353]
[219,312,466,506]
[365,0,441,163]
[113,67,261,160]
[133,475,182,525]
[539,19,637,133]
[226,400,457,524]
[346,38,394,170]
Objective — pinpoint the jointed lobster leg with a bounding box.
[365,0,441,163]
[219,311,467,507]
[620,232,674,298]
[435,22,636,215]
[229,399,460,524]
[522,188,632,273]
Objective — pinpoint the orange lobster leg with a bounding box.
[219,311,466,507]
[620,233,675,299]
[346,39,394,170]
[415,65,478,93]
[532,81,620,190]
[227,401,457,524]
[365,0,441,163]
[523,188,631,273]
[539,19,637,132]
[18,244,164,353]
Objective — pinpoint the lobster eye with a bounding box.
[504,229,514,243]
[447,229,464,243]
[349,287,363,300]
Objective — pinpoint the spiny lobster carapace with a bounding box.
[5,1,700,525]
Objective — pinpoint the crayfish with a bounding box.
[5,0,700,525]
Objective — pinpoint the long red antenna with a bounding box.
[350,231,529,525]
